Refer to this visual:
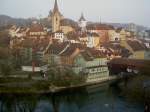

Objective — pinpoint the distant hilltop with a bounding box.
[0,14,149,31]
[0,15,32,27]
[107,23,149,32]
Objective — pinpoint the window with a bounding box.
[56,17,58,22]
[115,38,119,41]
[92,69,95,72]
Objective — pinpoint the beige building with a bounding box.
[27,22,47,39]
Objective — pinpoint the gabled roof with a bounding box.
[109,58,150,68]
[28,23,44,32]
[54,43,85,57]
[127,39,147,51]
[21,38,50,52]
[86,48,106,58]
[102,42,131,57]
[34,38,50,52]
[59,45,77,56]
[48,42,69,55]
[80,49,106,61]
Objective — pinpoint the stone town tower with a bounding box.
[78,13,87,32]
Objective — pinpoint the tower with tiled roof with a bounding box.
[51,0,63,32]
[78,13,87,32]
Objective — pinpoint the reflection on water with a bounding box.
[0,83,144,112]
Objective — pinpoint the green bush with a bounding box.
[46,67,86,87]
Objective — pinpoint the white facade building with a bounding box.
[54,31,64,42]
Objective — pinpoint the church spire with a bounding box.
[79,13,86,21]
[53,0,59,13]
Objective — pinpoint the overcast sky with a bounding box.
[0,0,150,27]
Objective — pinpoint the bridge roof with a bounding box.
[109,58,150,68]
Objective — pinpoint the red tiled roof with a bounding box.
[86,48,106,58]
[48,42,69,55]
[28,23,44,32]
[109,58,150,68]
[80,48,106,61]
[59,43,86,56]
[127,40,147,51]
[22,38,50,52]
[60,45,77,56]
[34,38,50,52]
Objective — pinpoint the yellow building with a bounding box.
[87,32,100,48]
[121,39,149,59]
[108,30,120,42]
[129,51,145,59]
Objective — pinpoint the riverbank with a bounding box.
[48,76,117,93]
[0,76,117,94]
[0,81,144,112]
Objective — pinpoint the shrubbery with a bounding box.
[46,67,86,87]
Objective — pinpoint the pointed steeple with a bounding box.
[49,10,53,16]
[79,13,86,21]
[53,0,59,13]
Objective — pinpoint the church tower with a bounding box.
[51,0,62,32]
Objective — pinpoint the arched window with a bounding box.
[56,17,58,21]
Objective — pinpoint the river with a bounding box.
[0,82,144,112]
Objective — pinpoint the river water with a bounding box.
[0,83,144,112]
